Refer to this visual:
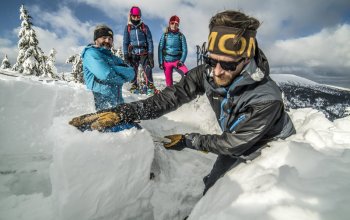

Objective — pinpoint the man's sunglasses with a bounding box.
[170,22,179,25]
[203,55,244,71]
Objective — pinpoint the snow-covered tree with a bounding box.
[66,54,83,83]
[0,54,11,69]
[12,5,46,76]
[45,48,58,78]
[111,47,124,60]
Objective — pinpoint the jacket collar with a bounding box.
[81,44,112,57]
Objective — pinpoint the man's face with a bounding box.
[95,36,113,50]
[208,53,247,87]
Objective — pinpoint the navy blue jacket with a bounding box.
[123,22,154,56]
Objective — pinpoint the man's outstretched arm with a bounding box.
[69,65,207,130]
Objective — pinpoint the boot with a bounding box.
[147,83,155,95]
[147,83,159,95]
[129,84,139,94]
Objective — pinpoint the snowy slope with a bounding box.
[1,71,350,220]
[272,74,350,120]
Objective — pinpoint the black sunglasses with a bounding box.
[203,55,244,71]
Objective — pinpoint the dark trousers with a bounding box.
[131,54,153,85]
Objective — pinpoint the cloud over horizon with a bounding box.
[267,24,350,69]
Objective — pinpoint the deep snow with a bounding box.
[0,71,350,220]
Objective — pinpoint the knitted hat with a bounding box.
[169,15,180,24]
[130,6,141,17]
[93,25,113,41]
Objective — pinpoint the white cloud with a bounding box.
[27,6,97,72]
[267,24,350,69]
[32,6,94,43]
[2,0,349,72]
[34,27,83,65]
[75,0,350,69]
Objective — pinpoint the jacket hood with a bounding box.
[81,44,94,58]
[254,41,270,76]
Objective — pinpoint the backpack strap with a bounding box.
[141,23,147,35]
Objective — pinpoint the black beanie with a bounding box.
[94,26,113,41]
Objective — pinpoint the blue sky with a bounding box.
[1,0,350,87]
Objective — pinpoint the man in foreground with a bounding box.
[70,10,295,194]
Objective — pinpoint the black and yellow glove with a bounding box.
[163,133,209,153]
[69,111,121,131]
[163,134,187,151]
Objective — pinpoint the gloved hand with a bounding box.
[176,61,183,68]
[162,133,209,153]
[69,111,121,131]
[159,64,164,70]
[148,54,154,68]
[163,134,187,151]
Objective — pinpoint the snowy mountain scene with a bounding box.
[1,1,350,220]
[1,71,350,220]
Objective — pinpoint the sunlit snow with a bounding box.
[1,72,349,220]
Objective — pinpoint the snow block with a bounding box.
[49,119,154,220]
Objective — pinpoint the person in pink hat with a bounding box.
[158,15,188,87]
[123,6,156,95]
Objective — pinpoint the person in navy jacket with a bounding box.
[158,15,188,86]
[81,25,134,111]
[123,6,156,95]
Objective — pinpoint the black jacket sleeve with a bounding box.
[189,100,285,156]
[109,65,207,121]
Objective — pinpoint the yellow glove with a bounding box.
[163,134,208,153]
[69,112,121,131]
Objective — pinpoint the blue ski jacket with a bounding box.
[158,30,188,64]
[81,45,134,104]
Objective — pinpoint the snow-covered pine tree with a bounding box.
[66,54,83,83]
[111,47,124,60]
[0,54,11,69]
[12,5,47,76]
[45,48,58,78]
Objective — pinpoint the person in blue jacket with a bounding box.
[123,6,157,95]
[81,25,137,131]
[158,15,188,87]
